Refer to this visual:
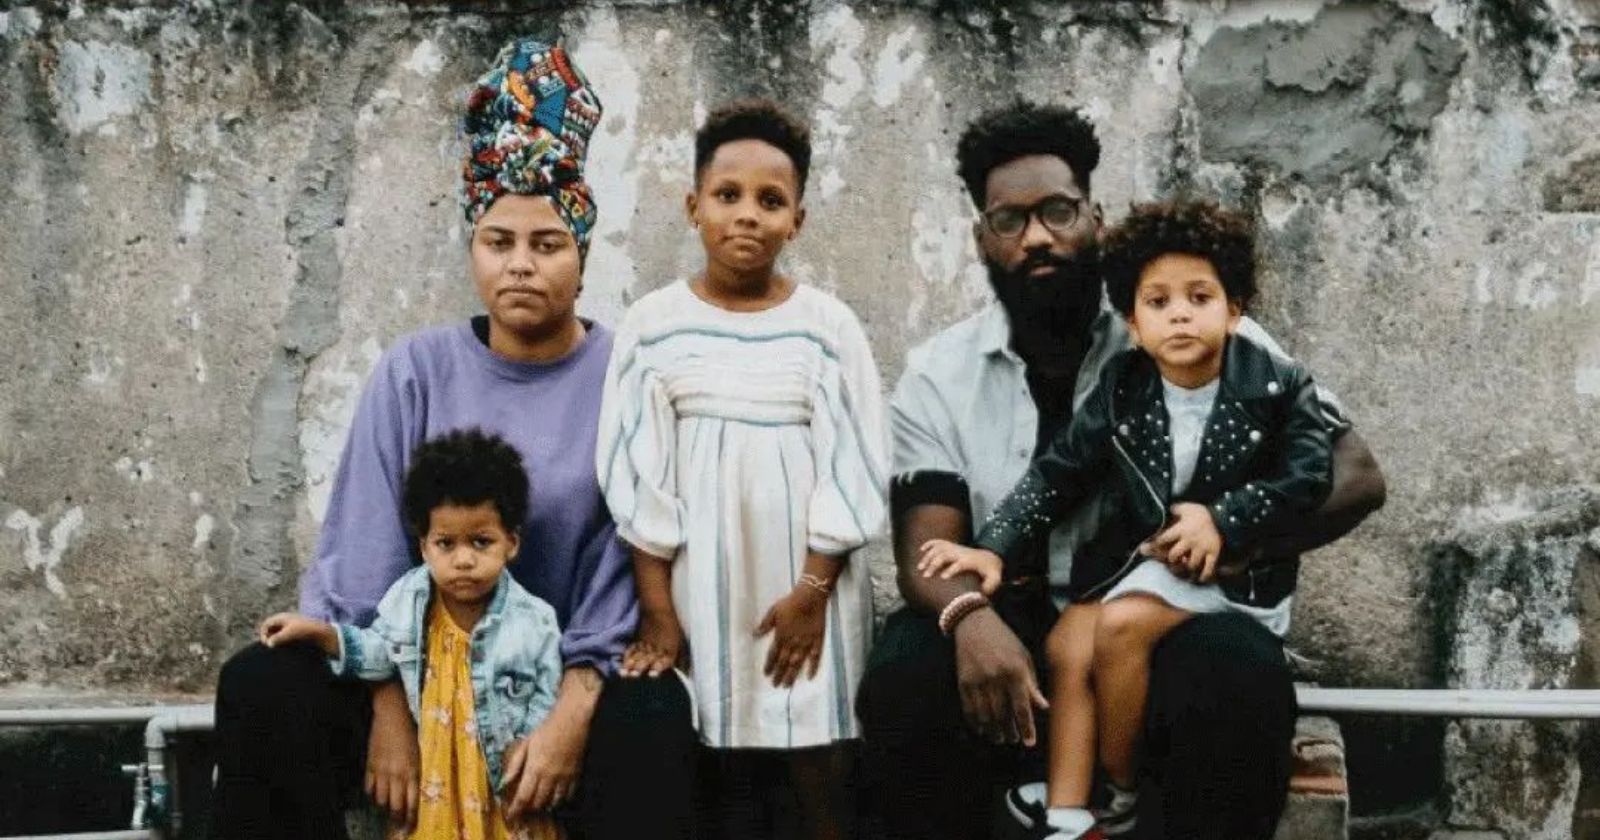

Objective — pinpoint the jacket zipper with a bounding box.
[1082,436,1167,600]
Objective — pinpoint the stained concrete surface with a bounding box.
[2,1,1599,835]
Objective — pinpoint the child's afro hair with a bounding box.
[401,427,529,538]
[1100,200,1258,317]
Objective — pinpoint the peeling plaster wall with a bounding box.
[2,0,1599,824]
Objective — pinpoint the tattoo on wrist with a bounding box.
[569,667,603,694]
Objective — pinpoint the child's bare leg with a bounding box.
[787,742,856,840]
[1045,603,1101,808]
[1093,595,1192,789]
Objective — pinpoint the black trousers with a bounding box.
[856,591,1295,840]
[207,642,697,840]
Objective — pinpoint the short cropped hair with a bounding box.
[956,101,1101,208]
[694,98,812,197]
[1100,201,1258,317]
[402,428,529,537]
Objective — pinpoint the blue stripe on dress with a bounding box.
[778,435,796,749]
[714,421,732,747]
[828,589,848,738]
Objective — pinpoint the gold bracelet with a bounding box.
[798,573,833,594]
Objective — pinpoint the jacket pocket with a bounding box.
[491,669,540,741]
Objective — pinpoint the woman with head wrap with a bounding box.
[208,38,696,840]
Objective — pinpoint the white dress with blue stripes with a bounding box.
[597,280,888,749]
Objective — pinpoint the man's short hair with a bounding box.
[402,428,529,537]
[1100,200,1258,317]
[956,101,1101,208]
[694,98,813,198]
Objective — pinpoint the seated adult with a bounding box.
[207,38,695,840]
[855,101,1385,840]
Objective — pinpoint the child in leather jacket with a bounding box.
[919,201,1336,840]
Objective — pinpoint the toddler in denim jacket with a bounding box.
[260,428,562,839]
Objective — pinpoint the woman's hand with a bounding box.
[1150,502,1224,583]
[501,668,601,820]
[366,681,420,830]
[917,540,1004,595]
[755,584,829,688]
[257,613,337,655]
[620,608,684,679]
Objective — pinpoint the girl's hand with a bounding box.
[1152,503,1224,583]
[755,585,829,688]
[917,540,1003,596]
[366,681,420,830]
[258,612,336,653]
[620,608,684,678]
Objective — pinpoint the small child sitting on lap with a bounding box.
[260,428,562,840]
[920,201,1337,840]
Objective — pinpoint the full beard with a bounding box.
[986,245,1104,345]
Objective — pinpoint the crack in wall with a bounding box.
[219,11,406,632]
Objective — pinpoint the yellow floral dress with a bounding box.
[402,598,560,840]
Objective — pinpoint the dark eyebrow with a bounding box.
[478,224,571,238]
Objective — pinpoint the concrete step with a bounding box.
[1275,716,1350,840]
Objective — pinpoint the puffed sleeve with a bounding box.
[807,309,890,556]
[596,309,684,560]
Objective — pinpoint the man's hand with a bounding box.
[917,540,1003,596]
[755,585,829,688]
[952,607,1049,746]
[501,668,602,820]
[1147,502,1223,583]
[366,681,419,830]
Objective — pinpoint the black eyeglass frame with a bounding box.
[981,194,1089,239]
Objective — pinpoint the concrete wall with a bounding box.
[2,0,1599,831]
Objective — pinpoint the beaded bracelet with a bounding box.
[798,573,833,594]
[938,591,991,637]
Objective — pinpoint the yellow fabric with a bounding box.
[404,598,560,840]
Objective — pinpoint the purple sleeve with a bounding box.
[298,348,420,625]
[557,531,637,677]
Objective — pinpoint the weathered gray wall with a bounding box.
[2,0,1599,832]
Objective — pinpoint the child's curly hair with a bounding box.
[402,428,528,538]
[694,98,813,198]
[1100,201,1258,317]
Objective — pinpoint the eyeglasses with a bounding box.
[982,195,1086,238]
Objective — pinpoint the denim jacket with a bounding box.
[329,565,562,792]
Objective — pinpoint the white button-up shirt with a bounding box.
[890,302,1341,603]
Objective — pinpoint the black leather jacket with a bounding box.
[974,334,1337,608]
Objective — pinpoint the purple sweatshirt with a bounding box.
[298,318,636,675]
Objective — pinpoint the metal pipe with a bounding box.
[0,825,152,832]
[143,705,213,837]
[1298,687,1600,718]
[0,707,194,727]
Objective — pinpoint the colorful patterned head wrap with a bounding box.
[462,37,602,254]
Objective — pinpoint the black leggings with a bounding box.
[207,642,697,840]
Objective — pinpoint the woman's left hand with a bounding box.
[755,585,829,688]
[501,705,589,819]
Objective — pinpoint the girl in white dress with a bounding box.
[596,100,887,839]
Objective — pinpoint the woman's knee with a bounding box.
[216,641,327,707]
